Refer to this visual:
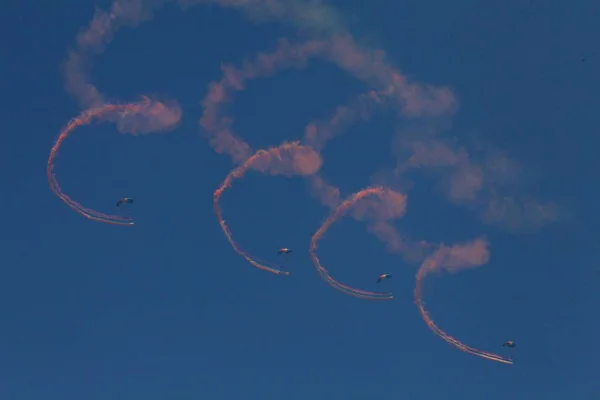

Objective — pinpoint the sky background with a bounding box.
[1,0,599,399]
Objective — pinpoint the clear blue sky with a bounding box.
[1,0,599,399]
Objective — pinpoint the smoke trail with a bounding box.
[309,186,408,299]
[394,133,562,233]
[62,0,353,136]
[57,0,560,365]
[303,89,387,152]
[200,39,329,163]
[200,33,455,275]
[63,0,182,134]
[308,186,514,363]
[53,0,182,221]
[213,142,321,275]
[48,97,172,225]
[200,34,456,165]
[60,0,456,266]
[197,8,512,365]
[414,239,513,364]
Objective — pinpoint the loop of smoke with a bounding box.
[50,0,561,365]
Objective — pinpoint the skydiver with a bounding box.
[116,197,134,207]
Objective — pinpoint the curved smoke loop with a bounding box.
[49,0,560,365]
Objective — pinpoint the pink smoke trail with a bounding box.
[48,97,174,225]
[201,36,455,273]
[63,0,182,133]
[309,186,408,300]
[57,0,552,366]
[414,239,513,364]
[214,142,322,275]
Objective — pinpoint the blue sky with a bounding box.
[1,0,599,399]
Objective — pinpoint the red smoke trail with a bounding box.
[213,142,322,275]
[48,97,177,225]
[53,0,181,223]
[63,0,182,133]
[303,89,388,153]
[414,239,513,364]
[56,0,555,364]
[309,186,407,300]
[309,185,514,363]
[62,0,454,259]
[201,34,454,276]
[201,35,454,276]
[200,35,456,165]
[199,39,328,163]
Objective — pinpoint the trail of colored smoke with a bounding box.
[201,34,454,276]
[303,89,388,152]
[199,39,329,163]
[63,0,365,137]
[309,185,513,363]
[48,97,176,224]
[63,0,182,134]
[64,0,457,269]
[213,142,321,275]
[309,186,408,300]
[63,0,347,112]
[413,240,513,365]
[200,35,456,165]
[63,0,454,255]
[393,124,561,233]
[55,0,559,365]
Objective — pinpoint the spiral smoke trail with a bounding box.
[50,0,560,364]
